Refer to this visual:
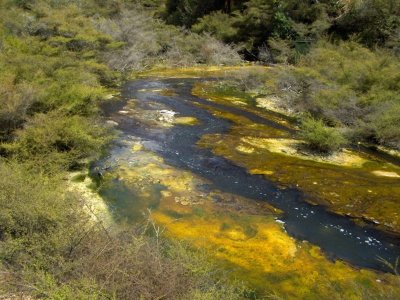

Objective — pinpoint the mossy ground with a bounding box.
[192,80,297,130]
[132,65,254,79]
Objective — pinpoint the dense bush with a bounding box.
[166,0,400,58]
[166,0,336,55]
[299,116,346,153]
[366,102,400,149]
[0,75,36,141]
[268,40,400,150]
[192,11,238,42]
[0,0,241,164]
[5,112,111,171]
[268,37,297,64]
[165,0,229,27]
[225,67,269,92]
[96,9,241,71]
[333,0,400,49]
[0,161,86,268]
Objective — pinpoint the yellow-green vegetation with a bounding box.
[299,116,346,153]
[6,112,111,171]
[0,161,247,299]
[98,141,400,299]
[289,41,400,151]
[134,65,248,79]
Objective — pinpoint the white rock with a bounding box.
[106,120,119,127]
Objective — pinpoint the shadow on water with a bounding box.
[99,78,400,273]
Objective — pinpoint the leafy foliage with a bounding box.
[264,40,400,150]
[6,112,111,171]
[192,11,238,42]
[333,0,400,49]
[299,116,346,153]
[0,74,36,141]
[166,0,400,58]
[1,0,400,297]
[203,35,400,151]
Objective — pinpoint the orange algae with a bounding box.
[101,138,400,299]
[152,208,399,299]
[156,190,399,298]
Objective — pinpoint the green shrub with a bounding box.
[8,112,112,170]
[95,9,241,70]
[335,0,400,48]
[268,40,400,150]
[0,160,87,268]
[299,116,346,153]
[367,102,400,149]
[227,67,270,92]
[192,11,238,42]
[0,74,37,140]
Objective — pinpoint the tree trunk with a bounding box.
[225,0,233,13]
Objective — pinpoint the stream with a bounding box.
[97,77,400,274]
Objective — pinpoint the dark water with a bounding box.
[99,78,400,273]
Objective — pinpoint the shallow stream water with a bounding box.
[97,77,400,275]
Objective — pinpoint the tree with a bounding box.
[166,0,227,26]
[333,0,400,48]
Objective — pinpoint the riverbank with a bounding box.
[67,171,114,228]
